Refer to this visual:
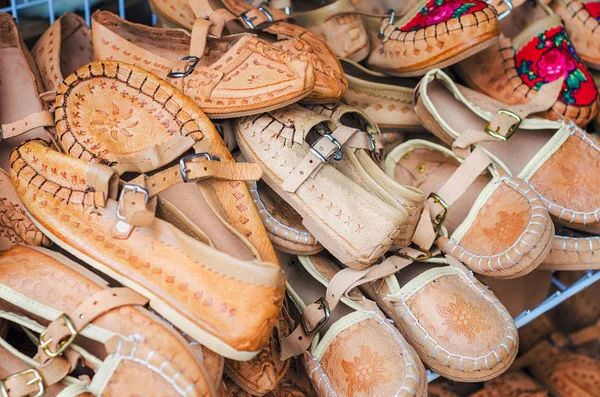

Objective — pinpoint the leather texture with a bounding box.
[469,371,548,397]
[10,140,283,360]
[235,104,409,269]
[360,256,519,382]
[0,245,216,396]
[91,11,315,118]
[148,0,348,103]
[456,8,599,126]
[367,0,500,76]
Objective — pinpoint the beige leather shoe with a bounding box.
[469,371,549,397]
[91,11,315,118]
[0,245,216,396]
[234,104,411,269]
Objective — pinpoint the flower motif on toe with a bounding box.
[342,346,390,397]
[400,0,488,32]
[437,294,491,341]
[482,210,528,253]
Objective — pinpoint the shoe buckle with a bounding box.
[0,369,45,397]
[428,192,449,234]
[398,247,432,261]
[241,6,275,30]
[492,0,514,20]
[179,152,221,183]
[301,297,331,335]
[39,313,78,359]
[310,134,343,163]
[116,184,149,222]
[379,9,395,39]
[484,109,521,141]
[167,56,200,78]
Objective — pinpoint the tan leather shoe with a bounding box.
[280,253,427,397]
[548,271,600,333]
[469,371,549,397]
[367,0,500,76]
[415,69,600,235]
[234,104,411,269]
[456,1,599,126]
[549,0,600,69]
[360,255,519,382]
[0,13,55,250]
[32,12,94,93]
[91,11,315,118]
[148,0,348,103]
[386,140,554,278]
[0,245,216,396]
[11,139,282,361]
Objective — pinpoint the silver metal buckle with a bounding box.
[116,184,149,222]
[167,56,200,78]
[179,152,221,183]
[301,297,331,335]
[379,9,395,38]
[241,6,275,29]
[39,313,78,359]
[490,0,513,19]
[309,134,343,163]
[0,369,45,397]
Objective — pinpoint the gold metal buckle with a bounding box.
[428,192,449,233]
[301,297,330,335]
[397,246,432,261]
[484,109,521,141]
[0,369,45,397]
[39,313,77,359]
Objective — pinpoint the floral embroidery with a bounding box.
[482,210,528,252]
[399,0,487,32]
[436,294,490,341]
[584,1,600,21]
[90,103,140,140]
[341,346,390,397]
[515,26,598,106]
[560,158,600,206]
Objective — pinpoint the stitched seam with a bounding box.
[304,356,338,397]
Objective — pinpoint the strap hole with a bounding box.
[300,171,304,175]
[79,314,85,319]
[204,167,207,171]
[309,160,313,164]
[93,301,98,305]
[298,336,302,341]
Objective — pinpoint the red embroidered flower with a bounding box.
[400,0,487,32]
[584,1,600,21]
[424,4,456,25]
[536,47,576,82]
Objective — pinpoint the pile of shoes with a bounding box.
[0,0,599,395]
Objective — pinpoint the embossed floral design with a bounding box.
[516,26,597,106]
[560,158,600,205]
[437,294,490,340]
[90,103,139,140]
[341,346,390,396]
[482,210,528,252]
[400,0,487,32]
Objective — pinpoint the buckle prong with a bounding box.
[398,247,432,261]
[240,6,275,30]
[167,56,200,78]
[0,369,45,397]
[310,134,343,163]
[484,109,521,141]
[116,184,149,222]
[39,313,78,359]
[428,192,449,233]
[179,152,221,183]
[301,297,330,335]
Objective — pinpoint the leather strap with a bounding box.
[38,288,148,362]
[1,357,71,397]
[569,321,600,346]
[323,10,393,22]
[281,255,413,359]
[190,18,213,58]
[1,111,54,140]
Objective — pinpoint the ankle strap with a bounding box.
[1,111,54,141]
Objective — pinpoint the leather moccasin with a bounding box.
[360,255,519,382]
[91,11,315,118]
[456,1,599,126]
[415,69,600,235]
[32,12,94,93]
[0,245,216,396]
[386,139,554,278]
[469,371,549,397]
[366,0,500,76]
[280,253,427,397]
[234,104,413,269]
[148,0,348,103]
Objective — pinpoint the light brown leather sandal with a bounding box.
[359,254,519,382]
[456,0,599,126]
[468,371,549,397]
[540,233,600,270]
[234,104,412,269]
[386,139,554,278]
[32,12,94,93]
[0,245,216,396]
[11,139,282,361]
[149,0,348,104]
[548,271,600,333]
[279,253,427,397]
[366,0,500,76]
[415,69,600,235]
[91,11,315,118]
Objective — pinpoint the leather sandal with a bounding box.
[359,254,519,382]
[386,139,554,278]
[148,0,348,103]
[469,371,549,397]
[91,11,315,118]
[279,253,427,397]
[415,69,600,235]
[305,102,425,248]
[0,12,55,250]
[32,12,94,93]
[548,271,600,334]
[456,0,599,126]
[0,245,216,396]
[234,104,412,269]
[11,139,282,361]
[366,0,500,76]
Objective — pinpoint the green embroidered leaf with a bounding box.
[536,32,547,49]
[452,4,474,17]
[534,81,544,90]
[566,68,587,90]
[517,60,532,76]
[562,87,575,104]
